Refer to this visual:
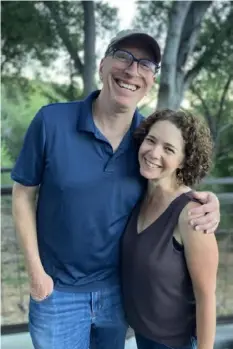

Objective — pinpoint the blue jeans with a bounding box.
[29,284,128,349]
[135,333,197,349]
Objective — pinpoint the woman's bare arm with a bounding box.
[179,201,219,349]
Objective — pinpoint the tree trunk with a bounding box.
[157,1,191,110]
[83,1,96,97]
[156,0,211,110]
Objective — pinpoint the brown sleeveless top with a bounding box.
[121,192,197,347]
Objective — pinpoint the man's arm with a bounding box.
[188,191,220,234]
[179,202,219,349]
[12,182,53,300]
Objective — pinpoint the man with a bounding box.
[12,30,220,349]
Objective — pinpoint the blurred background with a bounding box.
[1,0,233,348]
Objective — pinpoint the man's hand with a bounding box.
[188,191,220,234]
[30,271,54,301]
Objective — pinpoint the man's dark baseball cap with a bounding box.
[105,29,161,64]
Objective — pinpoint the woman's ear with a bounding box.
[176,168,184,184]
[179,154,185,169]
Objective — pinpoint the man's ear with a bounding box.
[99,58,104,72]
[99,58,104,81]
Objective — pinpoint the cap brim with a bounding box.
[113,33,161,64]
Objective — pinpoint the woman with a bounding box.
[121,109,219,349]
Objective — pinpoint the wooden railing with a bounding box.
[1,168,233,333]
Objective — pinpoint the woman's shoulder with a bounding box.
[178,190,203,233]
[180,200,202,222]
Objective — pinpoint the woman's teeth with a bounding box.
[144,158,161,169]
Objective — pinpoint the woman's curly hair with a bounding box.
[134,109,213,186]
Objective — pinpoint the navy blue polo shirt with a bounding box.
[11,90,145,291]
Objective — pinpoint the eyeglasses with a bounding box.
[107,48,160,76]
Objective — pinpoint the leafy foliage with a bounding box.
[1,0,119,97]
[134,1,171,42]
[1,1,57,73]
[1,1,232,180]
[134,1,233,110]
[1,76,68,163]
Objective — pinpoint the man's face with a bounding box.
[100,43,156,109]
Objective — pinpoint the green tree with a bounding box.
[190,72,233,177]
[135,1,233,110]
[1,77,62,162]
[1,0,119,98]
[135,0,233,179]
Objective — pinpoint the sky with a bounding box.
[96,1,137,62]
[105,0,136,29]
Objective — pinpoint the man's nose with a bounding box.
[125,61,139,76]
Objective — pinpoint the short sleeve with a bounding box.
[11,108,46,186]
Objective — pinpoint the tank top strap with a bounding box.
[162,191,200,236]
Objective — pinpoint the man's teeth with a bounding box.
[145,159,161,169]
[117,80,137,91]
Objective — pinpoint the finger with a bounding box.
[188,202,214,217]
[189,212,215,229]
[187,212,204,220]
[30,293,43,300]
[194,221,217,232]
[190,215,218,232]
[30,291,46,298]
[31,295,49,302]
[191,191,208,203]
[30,288,49,299]
[30,290,41,298]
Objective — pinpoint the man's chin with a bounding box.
[113,95,138,111]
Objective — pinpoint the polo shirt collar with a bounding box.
[77,89,144,135]
[77,90,100,133]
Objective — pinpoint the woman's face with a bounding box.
[138,120,185,183]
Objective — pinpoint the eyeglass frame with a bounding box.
[105,47,160,76]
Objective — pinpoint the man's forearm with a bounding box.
[12,186,44,278]
[196,293,216,349]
